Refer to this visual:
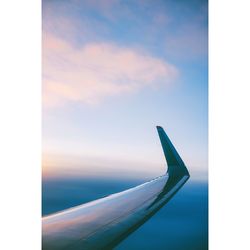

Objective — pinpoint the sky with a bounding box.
[42,0,208,181]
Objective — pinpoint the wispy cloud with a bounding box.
[43,33,178,107]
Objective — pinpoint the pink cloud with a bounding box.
[43,33,178,107]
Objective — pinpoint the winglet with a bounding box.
[156,126,189,177]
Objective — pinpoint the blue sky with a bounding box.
[42,0,208,180]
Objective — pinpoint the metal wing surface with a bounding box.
[42,126,190,250]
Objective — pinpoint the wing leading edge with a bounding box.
[42,127,190,250]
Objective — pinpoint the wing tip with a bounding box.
[156,125,190,178]
[156,125,163,130]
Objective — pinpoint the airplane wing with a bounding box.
[42,126,190,250]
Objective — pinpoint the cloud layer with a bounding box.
[43,34,177,107]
